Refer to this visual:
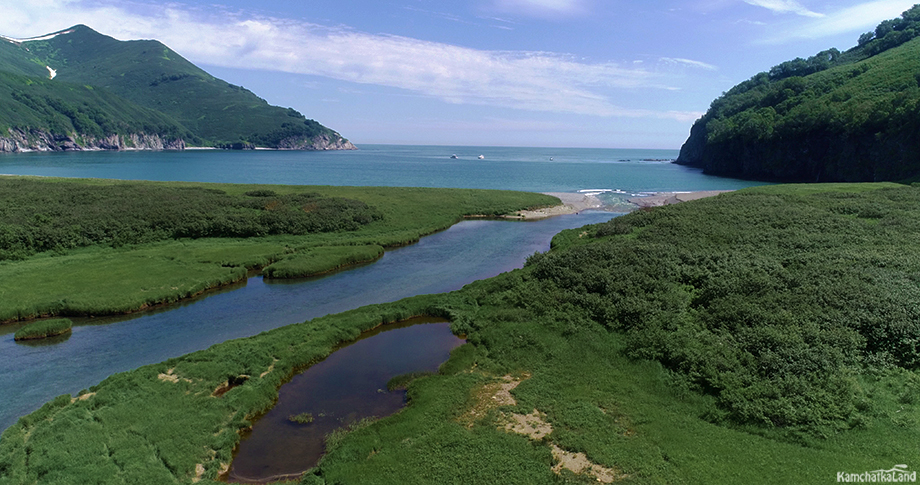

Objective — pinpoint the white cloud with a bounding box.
[0,0,697,121]
[761,0,917,42]
[744,0,824,17]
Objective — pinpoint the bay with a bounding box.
[0,145,766,433]
[0,145,758,192]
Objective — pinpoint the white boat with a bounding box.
[478,155,484,160]
[450,154,458,159]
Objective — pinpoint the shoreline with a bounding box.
[627,190,734,208]
[508,190,734,220]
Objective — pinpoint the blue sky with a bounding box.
[1,0,917,148]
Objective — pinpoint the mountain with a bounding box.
[675,5,920,182]
[0,25,355,151]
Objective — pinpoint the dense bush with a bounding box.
[519,184,920,435]
[0,179,383,260]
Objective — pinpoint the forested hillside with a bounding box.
[0,26,353,151]
[676,5,920,182]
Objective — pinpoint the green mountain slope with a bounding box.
[676,5,920,182]
[0,70,194,150]
[0,26,354,150]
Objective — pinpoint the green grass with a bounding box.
[12,318,72,341]
[0,176,558,322]
[288,413,314,424]
[2,182,917,484]
[263,245,385,278]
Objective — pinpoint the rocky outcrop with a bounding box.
[276,132,357,150]
[0,128,186,152]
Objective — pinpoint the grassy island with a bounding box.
[0,176,558,324]
[12,318,72,341]
[2,183,918,484]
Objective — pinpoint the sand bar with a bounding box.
[628,190,733,208]
[507,192,603,219]
[508,190,734,220]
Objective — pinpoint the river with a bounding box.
[0,146,765,432]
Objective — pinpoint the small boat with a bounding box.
[478,155,484,160]
[450,154,458,159]
[550,157,554,161]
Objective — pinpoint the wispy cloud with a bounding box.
[491,0,588,17]
[660,57,719,71]
[743,0,824,17]
[0,0,699,121]
[760,0,917,42]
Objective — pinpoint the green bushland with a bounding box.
[288,413,314,425]
[12,318,72,341]
[262,245,385,279]
[0,176,558,322]
[2,183,918,484]
[677,5,920,182]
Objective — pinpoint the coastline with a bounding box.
[509,190,734,220]
[628,190,733,208]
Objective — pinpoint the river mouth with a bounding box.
[226,317,465,483]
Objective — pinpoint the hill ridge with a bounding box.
[0,25,356,152]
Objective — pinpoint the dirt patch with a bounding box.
[158,368,191,384]
[458,374,529,427]
[259,358,279,378]
[192,463,205,483]
[504,409,552,440]
[551,445,625,483]
[70,392,95,404]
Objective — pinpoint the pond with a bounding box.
[227,317,464,483]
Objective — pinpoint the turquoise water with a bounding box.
[0,145,766,432]
[0,145,758,193]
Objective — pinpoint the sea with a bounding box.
[0,145,766,432]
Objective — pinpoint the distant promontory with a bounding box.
[0,25,355,152]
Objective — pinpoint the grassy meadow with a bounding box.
[2,182,918,484]
[0,176,558,322]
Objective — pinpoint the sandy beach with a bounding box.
[508,190,733,220]
[508,192,604,219]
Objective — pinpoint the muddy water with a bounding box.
[227,317,464,483]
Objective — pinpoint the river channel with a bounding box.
[0,212,618,432]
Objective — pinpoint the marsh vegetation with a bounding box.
[2,183,917,483]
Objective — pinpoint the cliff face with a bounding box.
[0,128,186,153]
[276,133,357,151]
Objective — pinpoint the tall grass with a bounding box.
[13,318,72,341]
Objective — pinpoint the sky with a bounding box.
[1,0,917,148]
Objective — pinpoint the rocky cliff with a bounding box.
[0,128,186,153]
[276,133,357,150]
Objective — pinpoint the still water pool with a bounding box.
[227,318,463,483]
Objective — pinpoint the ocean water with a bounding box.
[0,145,767,432]
[0,144,760,193]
